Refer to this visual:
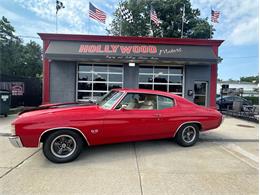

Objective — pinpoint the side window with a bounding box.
[157,96,174,110]
[225,97,233,101]
[115,93,157,110]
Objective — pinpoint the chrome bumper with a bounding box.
[9,136,23,148]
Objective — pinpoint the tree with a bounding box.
[240,75,259,84]
[107,0,213,38]
[0,16,42,77]
[0,16,18,41]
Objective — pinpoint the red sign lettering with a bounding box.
[78,44,157,55]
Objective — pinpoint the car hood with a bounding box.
[14,102,99,123]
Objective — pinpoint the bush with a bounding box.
[243,96,259,105]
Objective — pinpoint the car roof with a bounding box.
[112,88,180,99]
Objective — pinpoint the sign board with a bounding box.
[11,83,24,96]
[45,41,218,63]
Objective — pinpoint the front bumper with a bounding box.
[9,136,23,148]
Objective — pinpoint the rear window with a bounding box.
[157,96,174,110]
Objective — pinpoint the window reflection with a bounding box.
[154,75,168,83]
[154,84,167,92]
[169,85,182,93]
[78,64,123,101]
[169,76,182,83]
[139,84,152,90]
[93,73,107,82]
[139,66,183,96]
[78,73,92,81]
[78,83,92,90]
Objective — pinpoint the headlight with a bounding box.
[10,124,16,135]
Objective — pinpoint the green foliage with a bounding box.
[243,96,259,105]
[107,0,213,38]
[240,75,259,84]
[0,16,18,41]
[0,16,42,78]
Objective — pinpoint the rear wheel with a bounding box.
[175,124,199,147]
[43,130,83,163]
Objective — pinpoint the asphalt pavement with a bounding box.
[0,114,258,195]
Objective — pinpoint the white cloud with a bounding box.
[2,0,259,46]
[229,17,258,45]
[190,0,259,45]
[12,0,118,35]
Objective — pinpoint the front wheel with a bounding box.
[175,124,199,147]
[43,130,83,163]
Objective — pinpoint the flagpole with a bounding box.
[120,15,122,36]
[209,6,212,39]
[88,14,90,34]
[181,4,185,38]
[56,12,58,33]
[150,7,153,36]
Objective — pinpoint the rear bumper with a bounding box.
[9,136,23,148]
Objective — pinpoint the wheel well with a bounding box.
[40,128,89,145]
[174,122,202,137]
[192,122,202,131]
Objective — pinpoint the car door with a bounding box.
[156,95,180,136]
[101,93,162,144]
[223,96,233,109]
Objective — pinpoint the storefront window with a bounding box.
[77,64,123,101]
[139,66,184,96]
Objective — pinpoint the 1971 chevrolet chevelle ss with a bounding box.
[9,89,222,163]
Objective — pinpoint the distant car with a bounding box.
[9,89,222,163]
[216,96,252,110]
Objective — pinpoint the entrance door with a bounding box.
[194,81,208,106]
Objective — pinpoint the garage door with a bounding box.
[77,64,123,101]
[139,65,184,96]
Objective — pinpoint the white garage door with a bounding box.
[77,64,123,101]
[138,65,184,96]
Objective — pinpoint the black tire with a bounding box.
[175,124,199,147]
[43,130,83,163]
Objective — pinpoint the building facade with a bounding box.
[39,33,223,108]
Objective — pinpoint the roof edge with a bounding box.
[38,33,224,47]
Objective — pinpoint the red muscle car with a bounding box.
[9,89,222,163]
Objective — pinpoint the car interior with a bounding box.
[116,93,174,110]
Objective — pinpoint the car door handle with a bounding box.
[153,114,161,120]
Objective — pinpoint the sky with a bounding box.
[0,0,259,80]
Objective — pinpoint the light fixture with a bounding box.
[129,62,135,67]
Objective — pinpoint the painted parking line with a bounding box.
[223,143,258,162]
[218,143,258,170]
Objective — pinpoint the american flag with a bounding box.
[150,6,161,26]
[211,9,220,23]
[89,2,106,24]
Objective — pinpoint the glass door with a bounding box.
[194,81,208,106]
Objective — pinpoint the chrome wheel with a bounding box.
[181,126,196,143]
[50,134,77,158]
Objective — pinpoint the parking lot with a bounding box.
[0,115,258,195]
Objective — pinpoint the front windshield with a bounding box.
[98,91,123,109]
